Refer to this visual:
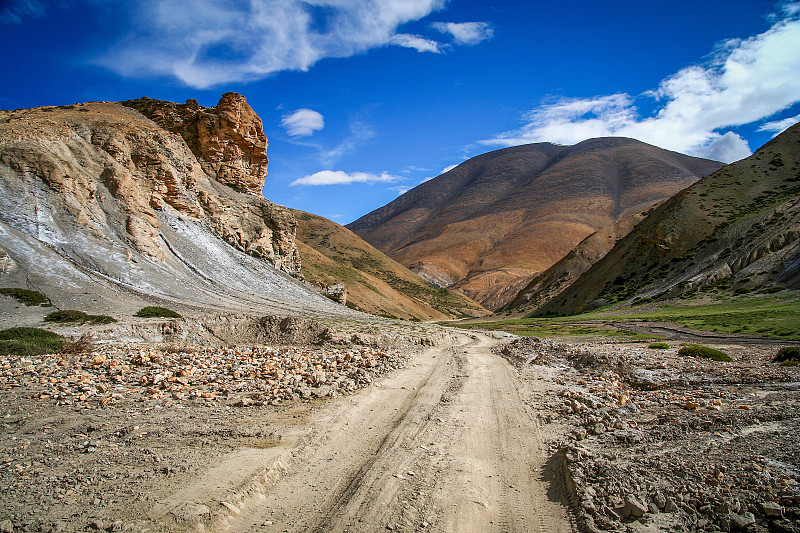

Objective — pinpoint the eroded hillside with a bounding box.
[0,96,350,319]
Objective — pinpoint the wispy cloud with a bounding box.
[290,170,403,186]
[432,22,493,45]
[481,7,800,163]
[96,0,489,87]
[281,108,324,137]
[318,117,376,166]
[391,185,413,195]
[389,33,442,53]
[758,113,800,134]
[0,0,57,23]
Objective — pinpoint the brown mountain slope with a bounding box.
[292,210,488,321]
[503,211,647,314]
[348,139,722,310]
[536,123,800,316]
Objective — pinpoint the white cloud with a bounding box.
[281,108,325,137]
[481,10,800,163]
[389,33,442,53]
[432,21,493,45]
[98,0,453,87]
[440,163,458,173]
[758,113,800,134]
[290,170,403,186]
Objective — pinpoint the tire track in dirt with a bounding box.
[223,332,572,533]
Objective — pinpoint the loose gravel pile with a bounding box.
[500,337,800,533]
[2,343,406,409]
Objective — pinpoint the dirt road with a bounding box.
[178,332,573,533]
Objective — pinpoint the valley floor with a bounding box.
[1,319,799,532]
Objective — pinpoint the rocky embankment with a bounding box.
[500,337,800,533]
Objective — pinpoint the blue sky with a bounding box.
[2,1,800,224]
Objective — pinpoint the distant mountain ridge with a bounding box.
[349,138,722,309]
[532,123,800,316]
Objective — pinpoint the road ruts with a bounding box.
[226,332,573,533]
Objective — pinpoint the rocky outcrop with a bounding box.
[325,283,347,305]
[0,96,299,276]
[122,93,268,196]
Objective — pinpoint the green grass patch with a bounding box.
[0,327,63,356]
[582,295,800,340]
[44,310,117,324]
[445,318,658,339]
[649,342,670,349]
[135,306,182,318]
[0,287,47,306]
[678,345,732,362]
[774,346,800,364]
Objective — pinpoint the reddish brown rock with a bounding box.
[122,93,268,196]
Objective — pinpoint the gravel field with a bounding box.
[0,316,439,532]
[499,336,800,533]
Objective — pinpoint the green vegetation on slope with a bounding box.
[0,327,63,356]
[135,306,182,318]
[44,310,117,324]
[0,287,48,306]
[451,293,800,340]
[445,318,658,339]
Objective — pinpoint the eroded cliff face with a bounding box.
[121,93,268,196]
[0,94,300,277]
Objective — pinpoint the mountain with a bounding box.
[503,211,647,314]
[535,123,800,316]
[348,139,722,310]
[0,95,355,320]
[292,210,487,321]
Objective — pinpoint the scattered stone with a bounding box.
[761,501,783,517]
[733,512,757,528]
[623,495,647,518]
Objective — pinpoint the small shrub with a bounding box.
[773,346,800,364]
[678,345,732,362]
[734,287,752,295]
[0,287,47,306]
[0,327,63,356]
[44,310,116,324]
[135,306,182,318]
[759,286,785,294]
[649,342,670,349]
[61,333,95,354]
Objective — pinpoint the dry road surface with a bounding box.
[162,332,574,533]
